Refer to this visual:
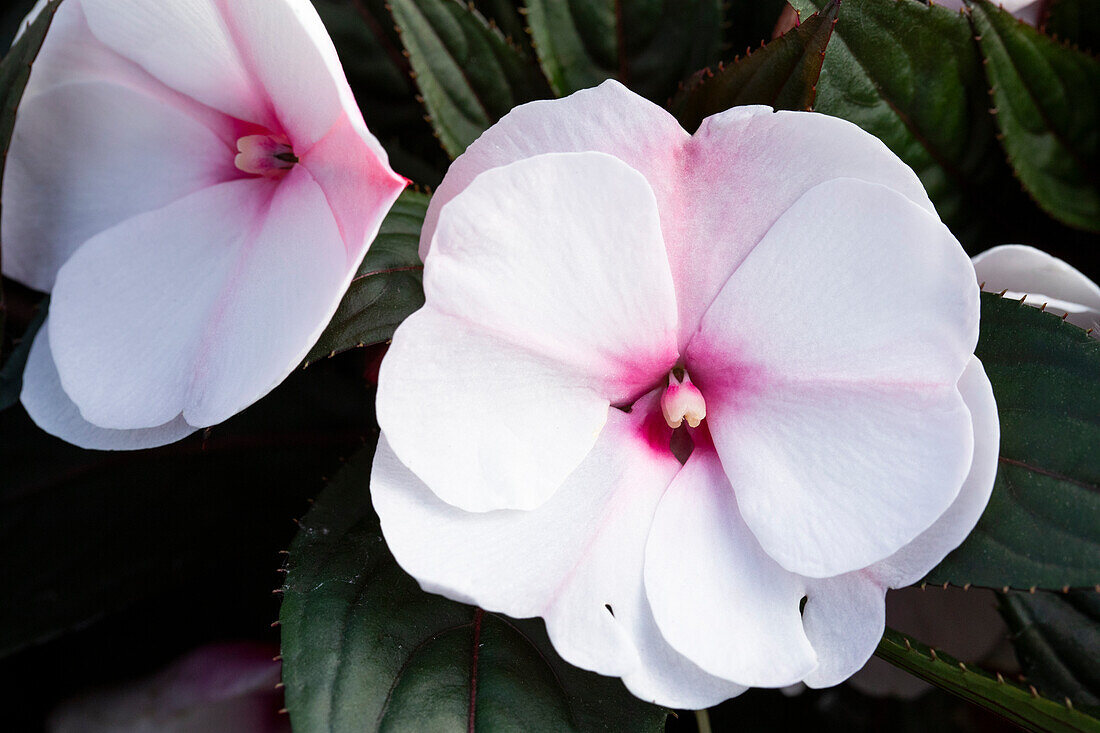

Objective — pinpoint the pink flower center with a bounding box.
[234,134,298,178]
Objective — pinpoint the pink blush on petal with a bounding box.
[636,407,676,457]
[684,335,769,411]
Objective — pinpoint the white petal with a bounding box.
[644,450,817,687]
[419,82,936,344]
[224,0,352,147]
[666,106,935,341]
[48,179,270,429]
[374,395,745,709]
[21,321,197,450]
[50,168,351,432]
[619,602,748,709]
[801,573,886,689]
[79,0,272,127]
[181,167,351,427]
[418,79,689,261]
[973,244,1100,331]
[373,395,668,674]
[1,81,234,292]
[869,357,1001,587]
[690,179,979,577]
[379,152,679,511]
[377,311,612,512]
[42,168,334,431]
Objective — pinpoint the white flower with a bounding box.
[370,80,999,707]
[2,0,406,449]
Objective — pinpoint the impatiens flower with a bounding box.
[973,245,1100,332]
[370,81,1000,706]
[48,642,288,733]
[2,0,406,449]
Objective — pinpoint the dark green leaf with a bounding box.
[670,0,838,132]
[1000,590,1100,711]
[789,0,1005,247]
[524,0,723,102]
[724,0,792,57]
[0,295,44,411]
[473,0,531,52]
[1045,0,1100,56]
[0,362,370,658]
[928,293,1100,589]
[305,190,428,367]
[0,0,61,369]
[279,446,667,733]
[970,0,1100,232]
[390,0,549,158]
[875,626,1100,732]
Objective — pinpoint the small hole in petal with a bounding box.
[604,604,615,617]
[799,596,808,615]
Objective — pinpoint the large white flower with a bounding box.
[371,81,1000,707]
[2,0,406,449]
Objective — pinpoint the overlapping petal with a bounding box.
[868,357,1001,587]
[644,450,817,687]
[421,80,935,342]
[378,153,678,511]
[800,574,886,689]
[22,322,198,450]
[689,179,979,577]
[373,393,747,707]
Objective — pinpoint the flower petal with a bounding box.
[373,394,668,673]
[21,321,197,450]
[972,244,1100,331]
[79,0,273,127]
[47,168,351,432]
[223,0,356,147]
[666,107,935,341]
[800,573,886,689]
[48,179,271,429]
[1,81,235,292]
[181,167,353,427]
[377,311,613,512]
[418,79,689,261]
[643,450,817,687]
[690,179,979,577]
[868,357,1001,587]
[418,82,936,345]
[299,115,407,262]
[378,152,679,511]
[375,394,745,709]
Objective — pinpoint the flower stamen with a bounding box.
[661,370,706,429]
[235,134,298,177]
